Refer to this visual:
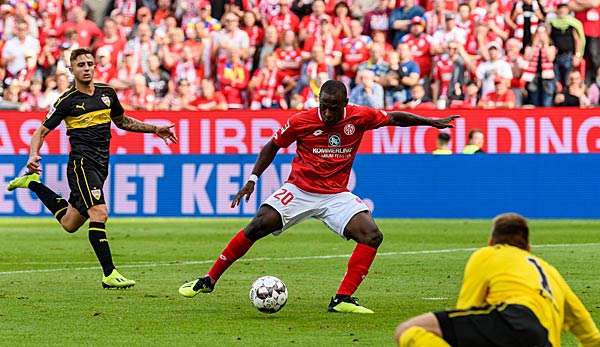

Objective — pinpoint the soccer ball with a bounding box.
[249,276,288,314]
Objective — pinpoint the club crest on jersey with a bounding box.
[101,95,111,107]
[344,124,355,136]
[328,134,341,147]
[91,189,102,200]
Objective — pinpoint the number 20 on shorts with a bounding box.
[274,189,294,206]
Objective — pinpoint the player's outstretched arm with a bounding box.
[388,111,459,129]
[27,125,51,174]
[112,113,178,144]
[231,140,281,208]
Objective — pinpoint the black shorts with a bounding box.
[67,156,107,217]
[435,304,550,347]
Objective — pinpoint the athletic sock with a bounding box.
[399,326,450,347]
[336,243,378,296]
[88,222,115,277]
[28,181,68,221]
[207,229,254,283]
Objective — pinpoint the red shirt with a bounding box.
[268,12,300,32]
[94,36,126,66]
[191,92,227,109]
[303,33,342,60]
[575,8,600,38]
[275,47,302,78]
[271,105,389,193]
[340,37,370,78]
[434,55,454,96]
[401,33,432,76]
[480,90,515,106]
[58,20,103,47]
[244,26,264,47]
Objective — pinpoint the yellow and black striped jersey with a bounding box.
[43,83,124,168]
[456,244,600,347]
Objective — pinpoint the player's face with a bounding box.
[71,54,95,83]
[319,92,347,127]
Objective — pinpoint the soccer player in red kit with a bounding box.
[179,80,458,313]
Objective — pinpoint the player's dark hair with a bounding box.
[69,48,94,65]
[320,79,347,100]
[491,213,529,250]
[438,132,450,144]
[468,129,482,141]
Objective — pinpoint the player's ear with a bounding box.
[487,238,494,246]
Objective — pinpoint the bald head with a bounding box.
[490,213,530,251]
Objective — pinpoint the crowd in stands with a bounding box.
[0,0,599,111]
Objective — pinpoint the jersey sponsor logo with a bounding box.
[75,102,86,111]
[328,134,341,147]
[91,189,102,200]
[344,124,355,136]
[313,129,324,136]
[101,95,111,107]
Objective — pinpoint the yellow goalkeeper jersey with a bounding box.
[456,244,600,347]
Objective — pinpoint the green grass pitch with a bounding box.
[1,218,598,346]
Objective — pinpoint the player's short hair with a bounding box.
[438,132,450,144]
[320,79,347,100]
[491,213,529,250]
[468,129,483,140]
[69,48,94,65]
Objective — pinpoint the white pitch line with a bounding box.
[1,242,599,276]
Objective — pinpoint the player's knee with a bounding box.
[360,228,383,248]
[88,206,108,222]
[61,223,80,233]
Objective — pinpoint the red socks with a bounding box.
[207,229,254,282]
[337,243,378,296]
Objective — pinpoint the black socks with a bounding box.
[88,222,115,277]
[28,181,68,221]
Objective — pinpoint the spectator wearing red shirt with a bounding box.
[302,19,342,66]
[481,0,509,42]
[94,17,126,67]
[218,51,250,109]
[431,13,467,55]
[249,54,290,110]
[479,78,516,108]
[363,0,391,37]
[57,6,102,48]
[456,3,475,38]
[332,2,352,39]
[242,11,264,69]
[401,17,432,79]
[294,45,334,97]
[111,0,137,30]
[424,0,446,36]
[154,0,173,27]
[268,0,299,33]
[341,19,371,86]
[275,30,302,79]
[192,79,228,111]
[122,74,156,111]
[299,0,330,42]
[4,2,38,39]
[161,28,186,72]
[505,38,528,106]
[94,47,117,84]
[571,0,600,84]
[20,78,45,111]
[125,23,158,74]
[38,0,64,29]
[38,31,60,76]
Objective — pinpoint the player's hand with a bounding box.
[431,115,460,129]
[155,124,178,144]
[27,155,42,174]
[231,181,255,208]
